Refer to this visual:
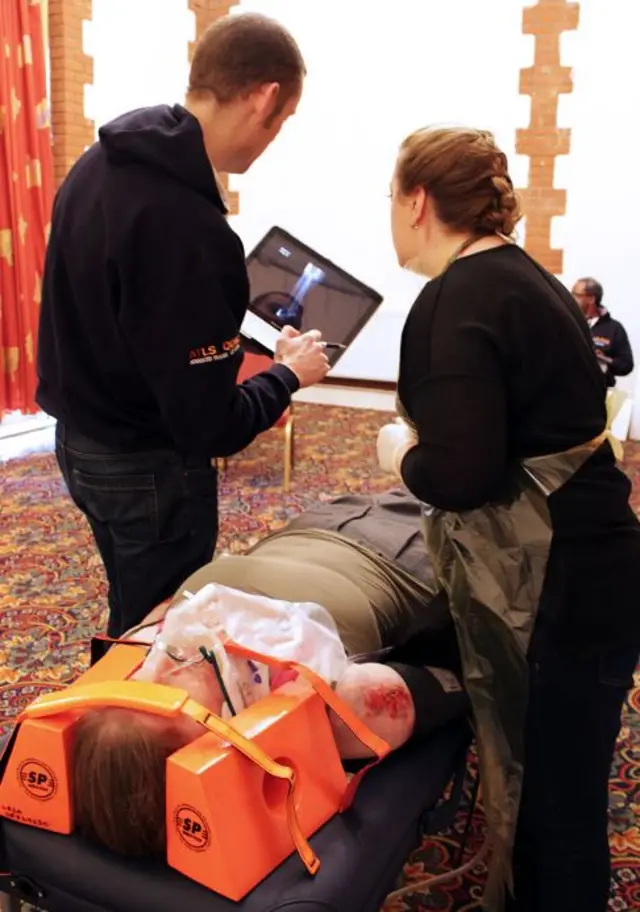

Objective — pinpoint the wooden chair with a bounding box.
[216,352,295,491]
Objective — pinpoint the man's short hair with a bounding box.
[577,277,604,308]
[188,13,305,106]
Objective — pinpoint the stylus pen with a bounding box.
[324,342,347,350]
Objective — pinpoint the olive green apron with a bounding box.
[398,394,612,907]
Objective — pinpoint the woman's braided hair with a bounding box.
[396,126,522,237]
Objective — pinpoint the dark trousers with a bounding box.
[55,424,218,638]
[506,614,639,912]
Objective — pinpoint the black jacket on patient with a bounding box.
[286,489,437,589]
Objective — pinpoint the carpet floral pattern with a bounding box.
[0,403,638,911]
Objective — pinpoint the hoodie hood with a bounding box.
[591,307,612,326]
[98,104,226,212]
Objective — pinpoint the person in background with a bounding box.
[571,277,634,387]
[36,14,329,639]
[377,126,640,912]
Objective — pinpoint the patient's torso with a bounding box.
[176,529,435,656]
[283,490,438,590]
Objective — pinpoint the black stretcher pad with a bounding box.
[0,722,468,912]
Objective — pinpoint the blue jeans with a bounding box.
[506,612,638,911]
[55,424,218,637]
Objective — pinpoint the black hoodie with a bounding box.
[588,309,634,388]
[36,105,298,457]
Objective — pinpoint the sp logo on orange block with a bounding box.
[17,759,58,801]
[174,804,211,852]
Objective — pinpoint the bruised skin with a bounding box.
[329,663,416,759]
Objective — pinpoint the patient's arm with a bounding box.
[328,663,416,760]
[327,662,469,760]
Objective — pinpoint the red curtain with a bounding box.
[0,0,54,416]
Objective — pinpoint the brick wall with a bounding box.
[46,0,239,203]
[48,0,94,186]
[517,0,581,274]
[188,0,239,215]
[46,0,580,267]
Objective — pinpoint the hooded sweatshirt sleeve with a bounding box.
[609,321,634,377]
[118,204,299,458]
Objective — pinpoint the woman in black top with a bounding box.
[377,127,640,912]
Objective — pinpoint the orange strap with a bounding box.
[92,633,153,650]
[180,696,320,875]
[222,637,392,810]
[18,680,320,876]
[92,631,392,809]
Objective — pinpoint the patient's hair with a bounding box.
[72,708,192,857]
[188,13,305,107]
[396,126,522,238]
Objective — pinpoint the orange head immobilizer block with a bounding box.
[0,638,390,901]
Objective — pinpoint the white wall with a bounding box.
[81,1,640,427]
[230,0,531,381]
[82,0,531,384]
[556,0,640,434]
[84,0,193,128]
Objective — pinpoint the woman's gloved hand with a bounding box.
[377,418,418,477]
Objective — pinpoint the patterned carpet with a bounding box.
[0,402,638,911]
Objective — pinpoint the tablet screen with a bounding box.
[242,227,383,367]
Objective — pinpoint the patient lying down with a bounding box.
[71,491,468,859]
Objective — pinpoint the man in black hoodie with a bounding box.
[36,13,330,637]
[571,277,634,387]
